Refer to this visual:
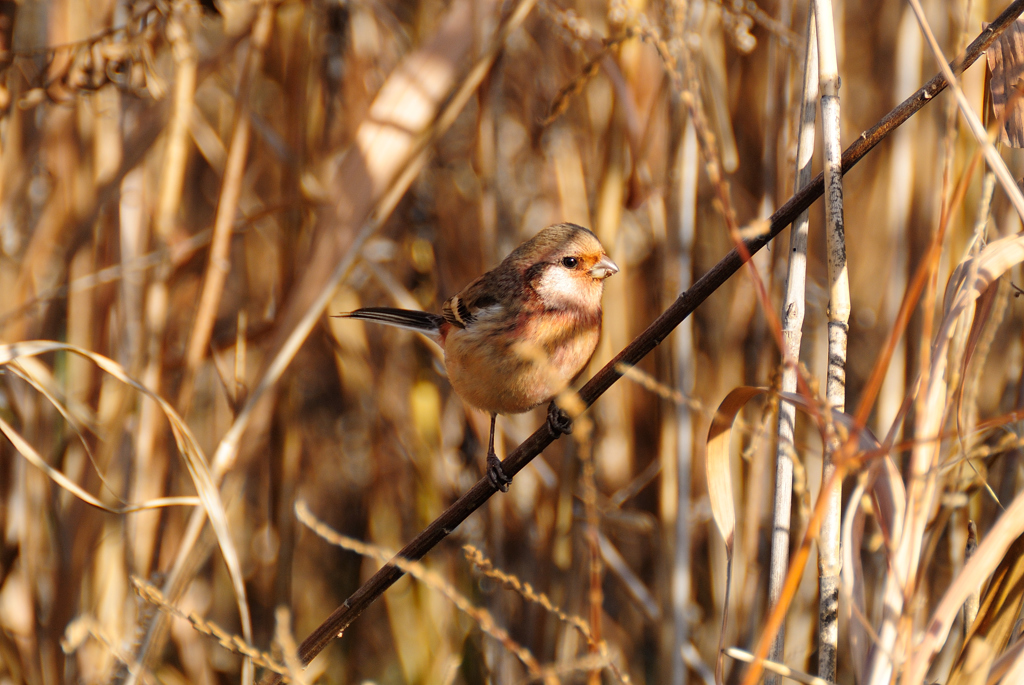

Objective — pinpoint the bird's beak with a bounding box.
[590,256,619,279]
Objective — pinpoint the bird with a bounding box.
[336,222,618,491]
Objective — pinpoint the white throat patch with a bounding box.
[534,265,600,309]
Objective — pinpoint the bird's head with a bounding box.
[513,223,618,311]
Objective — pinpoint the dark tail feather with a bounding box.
[335,307,444,336]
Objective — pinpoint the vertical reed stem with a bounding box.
[813,0,848,680]
[767,10,818,684]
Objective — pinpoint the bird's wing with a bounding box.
[339,307,445,336]
[441,275,501,329]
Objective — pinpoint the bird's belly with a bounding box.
[444,325,599,415]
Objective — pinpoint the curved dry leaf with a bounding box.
[707,387,767,550]
[960,281,1000,401]
[705,385,766,685]
[0,340,253,661]
[941,232,1024,344]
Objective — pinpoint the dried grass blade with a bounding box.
[11,354,100,432]
[4,360,117,500]
[947,534,1024,685]
[987,636,1024,684]
[131,577,287,677]
[0,413,197,513]
[274,607,308,685]
[894,232,1024,685]
[0,340,253,676]
[954,282,1005,510]
[907,489,1024,683]
[846,438,903,682]
[868,449,906,547]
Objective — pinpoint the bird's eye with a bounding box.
[561,256,579,269]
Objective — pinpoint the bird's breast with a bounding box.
[443,307,601,415]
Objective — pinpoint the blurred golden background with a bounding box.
[0,0,1022,683]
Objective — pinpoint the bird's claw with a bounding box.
[547,401,573,437]
[487,451,512,492]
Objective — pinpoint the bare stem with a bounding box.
[767,10,817,685]
[813,0,848,681]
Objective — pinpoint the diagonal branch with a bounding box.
[262,2,1024,681]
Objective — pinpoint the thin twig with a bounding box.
[726,648,835,685]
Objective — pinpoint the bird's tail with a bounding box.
[335,307,444,336]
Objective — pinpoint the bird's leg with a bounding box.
[546,400,573,437]
[486,413,512,492]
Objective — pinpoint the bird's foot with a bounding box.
[547,401,573,437]
[487,451,512,492]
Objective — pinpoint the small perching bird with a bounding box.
[337,223,618,491]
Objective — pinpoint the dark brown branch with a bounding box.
[262,2,1024,680]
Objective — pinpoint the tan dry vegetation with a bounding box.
[0,0,1023,684]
